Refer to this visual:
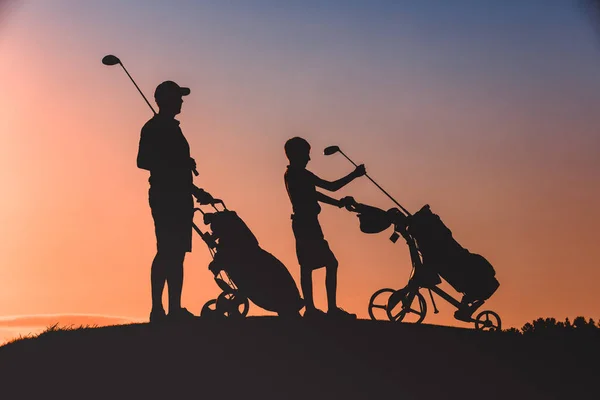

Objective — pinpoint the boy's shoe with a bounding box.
[454,299,484,323]
[327,307,357,320]
[453,308,474,323]
[149,308,167,323]
[303,308,327,320]
[168,307,197,321]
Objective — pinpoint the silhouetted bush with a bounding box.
[503,327,522,336]
[504,316,599,337]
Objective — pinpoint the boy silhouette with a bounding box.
[284,137,366,319]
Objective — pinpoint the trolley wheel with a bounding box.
[216,291,250,318]
[200,299,224,319]
[386,288,427,324]
[368,288,396,321]
[474,310,501,331]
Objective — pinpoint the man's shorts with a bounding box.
[149,190,194,253]
[291,215,337,271]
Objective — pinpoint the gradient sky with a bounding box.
[1,0,599,342]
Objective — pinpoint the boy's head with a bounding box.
[285,137,311,166]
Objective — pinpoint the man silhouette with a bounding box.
[284,137,366,319]
[137,80,211,323]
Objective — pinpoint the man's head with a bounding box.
[154,80,190,116]
[285,137,311,167]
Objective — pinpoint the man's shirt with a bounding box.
[137,114,192,192]
[284,165,321,217]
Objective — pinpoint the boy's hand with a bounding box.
[339,196,357,210]
[353,164,366,178]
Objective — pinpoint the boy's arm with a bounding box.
[316,191,355,209]
[312,164,366,192]
[316,191,344,208]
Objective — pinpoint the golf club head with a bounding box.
[102,54,121,66]
[324,145,340,156]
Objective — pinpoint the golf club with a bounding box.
[102,54,199,176]
[323,145,412,216]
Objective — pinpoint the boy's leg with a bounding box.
[293,218,327,317]
[324,255,356,319]
[325,259,339,311]
[301,267,327,319]
[300,267,315,310]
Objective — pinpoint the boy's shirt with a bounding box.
[284,165,321,217]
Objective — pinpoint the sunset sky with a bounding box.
[1,0,599,343]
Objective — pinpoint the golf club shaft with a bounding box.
[121,63,198,176]
[109,58,199,177]
[339,150,411,216]
[118,63,157,115]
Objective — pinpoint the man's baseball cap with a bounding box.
[154,80,190,101]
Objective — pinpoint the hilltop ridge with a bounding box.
[0,317,597,399]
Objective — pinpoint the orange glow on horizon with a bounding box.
[1,2,599,343]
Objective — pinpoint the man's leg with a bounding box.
[165,251,186,312]
[150,252,168,319]
[165,203,195,319]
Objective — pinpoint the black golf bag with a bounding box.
[407,205,499,302]
[351,202,499,302]
[203,209,304,316]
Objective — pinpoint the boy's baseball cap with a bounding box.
[154,80,190,101]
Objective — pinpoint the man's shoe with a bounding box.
[149,308,167,323]
[168,307,197,321]
[327,307,357,320]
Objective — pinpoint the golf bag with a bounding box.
[204,209,304,316]
[407,205,499,302]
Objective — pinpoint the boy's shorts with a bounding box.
[149,190,194,253]
[291,215,337,271]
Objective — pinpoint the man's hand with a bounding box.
[353,164,366,178]
[193,187,214,204]
[189,157,197,171]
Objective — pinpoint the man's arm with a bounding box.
[137,123,195,172]
[137,125,156,171]
[312,164,366,192]
[192,184,218,204]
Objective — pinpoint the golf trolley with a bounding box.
[195,194,304,319]
[366,223,501,331]
[324,145,502,331]
[192,198,251,319]
[351,203,502,331]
